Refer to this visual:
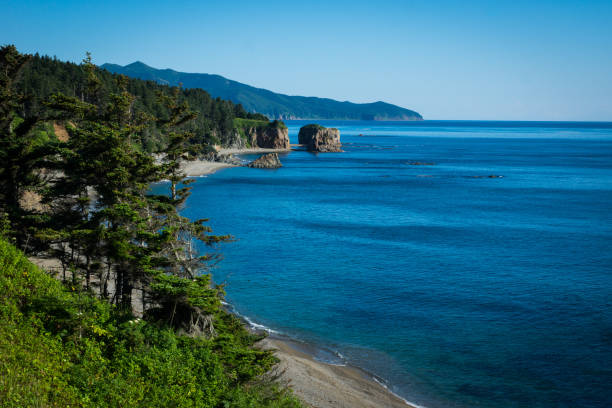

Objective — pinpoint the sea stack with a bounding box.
[298,124,342,152]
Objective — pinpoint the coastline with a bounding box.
[219,147,293,155]
[257,336,416,408]
[187,150,417,408]
[180,160,236,177]
[180,147,293,177]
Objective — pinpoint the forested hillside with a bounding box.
[102,61,424,121]
[15,54,270,152]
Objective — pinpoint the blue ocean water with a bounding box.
[167,121,612,408]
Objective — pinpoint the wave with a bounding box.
[372,376,427,408]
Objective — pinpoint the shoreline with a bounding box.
[185,147,419,408]
[219,147,293,155]
[181,147,294,177]
[256,335,417,408]
[180,160,237,177]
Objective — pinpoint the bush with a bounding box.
[0,238,301,407]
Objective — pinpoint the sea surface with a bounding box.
[156,120,612,408]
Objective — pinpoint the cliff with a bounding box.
[298,124,342,152]
[234,119,290,149]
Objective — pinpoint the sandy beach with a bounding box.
[258,337,415,408]
[180,147,294,176]
[180,160,237,177]
[219,147,293,155]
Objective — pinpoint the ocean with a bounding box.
[158,120,612,408]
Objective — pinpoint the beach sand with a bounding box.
[219,147,293,155]
[180,147,294,176]
[257,337,415,408]
[180,160,236,176]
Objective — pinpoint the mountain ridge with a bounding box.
[101,61,423,121]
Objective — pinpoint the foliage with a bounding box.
[102,61,423,121]
[0,238,301,407]
[233,118,270,129]
[0,45,52,249]
[15,53,274,153]
[300,124,324,131]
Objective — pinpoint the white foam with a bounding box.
[372,377,428,408]
[241,313,280,334]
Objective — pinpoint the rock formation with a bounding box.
[298,124,342,152]
[247,153,282,169]
[245,123,290,149]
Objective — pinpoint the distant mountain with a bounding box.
[100,61,422,121]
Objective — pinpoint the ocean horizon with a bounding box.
[153,120,612,408]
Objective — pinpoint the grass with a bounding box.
[233,118,270,129]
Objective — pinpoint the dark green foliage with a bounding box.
[15,53,272,153]
[0,238,301,407]
[102,61,424,121]
[299,123,324,131]
[0,45,52,248]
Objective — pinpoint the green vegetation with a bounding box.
[233,118,270,129]
[102,61,424,121]
[0,45,302,407]
[16,53,274,153]
[300,124,324,131]
[233,118,287,132]
[0,238,300,407]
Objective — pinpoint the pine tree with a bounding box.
[0,45,49,250]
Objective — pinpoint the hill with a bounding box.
[15,54,272,152]
[0,237,301,408]
[101,62,423,121]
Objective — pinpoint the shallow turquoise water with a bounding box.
[156,121,612,408]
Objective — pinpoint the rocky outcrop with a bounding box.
[298,124,342,152]
[225,130,248,150]
[203,151,242,165]
[245,125,290,149]
[247,153,282,169]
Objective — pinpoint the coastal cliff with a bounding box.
[298,124,342,152]
[234,119,290,149]
[246,124,290,149]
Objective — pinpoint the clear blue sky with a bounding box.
[3,0,611,120]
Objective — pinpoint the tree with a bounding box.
[41,53,229,320]
[0,46,38,248]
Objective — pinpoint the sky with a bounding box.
[2,0,612,121]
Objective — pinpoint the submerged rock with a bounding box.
[298,124,342,152]
[247,153,282,169]
[408,161,435,166]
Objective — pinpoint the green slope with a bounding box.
[0,238,300,408]
[101,61,423,121]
